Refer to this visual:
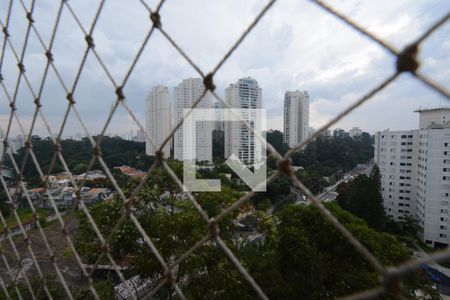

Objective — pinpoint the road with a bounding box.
[413,242,450,298]
[413,242,450,278]
[317,163,373,202]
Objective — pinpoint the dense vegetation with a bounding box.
[67,167,437,299]
[2,130,374,217]
[290,131,373,174]
[7,135,154,178]
[337,164,386,231]
[1,134,439,299]
[336,164,423,240]
[265,129,373,194]
[265,130,373,171]
[6,129,372,183]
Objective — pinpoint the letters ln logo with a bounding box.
[183,108,266,192]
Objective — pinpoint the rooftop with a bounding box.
[414,106,450,113]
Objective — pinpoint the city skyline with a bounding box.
[0,0,448,139]
[0,1,449,298]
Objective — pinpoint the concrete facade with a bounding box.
[224,77,262,165]
[283,90,309,148]
[375,108,450,247]
[145,86,171,158]
[174,78,213,162]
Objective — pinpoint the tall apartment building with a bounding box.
[6,134,25,154]
[283,90,309,148]
[174,78,213,162]
[349,127,362,138]
[225,77,262,165]
[136,128,146,143]
[145,86,171,158]
[374,107,450,247]
[333,128,347,138]
[213,102,224,131]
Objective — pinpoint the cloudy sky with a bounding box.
[0,0,449,138]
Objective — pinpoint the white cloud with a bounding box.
[0,0,448,138]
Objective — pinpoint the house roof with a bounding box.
[115,165,146,177]
[30,187,45,193]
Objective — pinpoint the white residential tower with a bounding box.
[283,90,309,148]
[145,86,171,158]
[174,78,213,162]
[375,107,450,247]
[224,77,262,165]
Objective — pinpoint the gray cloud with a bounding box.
[0,0,449,139]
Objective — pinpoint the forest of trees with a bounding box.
[8,130,372,175]
[337,164,386,231]
[265,129,373,172]
[5,130,374,198]
[0,130,375,220]
[64,167,438,299]
[6,135,154,178]
[265,129,374,194]
[336,164,423,239]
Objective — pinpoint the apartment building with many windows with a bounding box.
[283,90,309,148]
[145,86,171,158]
[174,78,213,162]
[224,77,262,165]
[375,107,450,247]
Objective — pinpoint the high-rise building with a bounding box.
[320,129,332,138]
[349,127,362,138]
[145,86,171,158]
[137,128,146,143]
[333,128,347,138]
[213,102,224,131]
[174,78,213,162]
[283,90,309,148]
[374,107,450,247]
[7,134,24,154]
[224,77,262,165]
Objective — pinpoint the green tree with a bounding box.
[212,129,224,162]
[337,165,385,231]
[74,171,436,299]
[0,191,11,218]
[265,203,438,299]
[256,198,271,211]
[7,136,152,179]
[75,175,244,298]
